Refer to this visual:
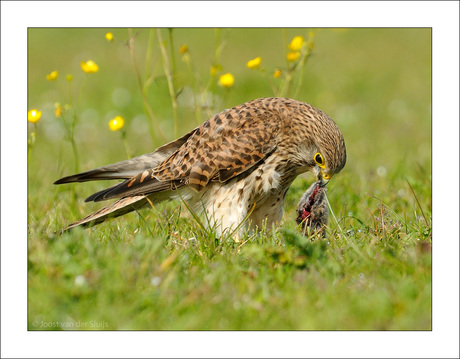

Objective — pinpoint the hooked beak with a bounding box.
[314,166,332,187]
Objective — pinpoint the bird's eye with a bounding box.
[314,152,326,168]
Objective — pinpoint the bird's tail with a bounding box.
[62,195,150,232]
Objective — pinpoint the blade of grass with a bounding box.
[406,178,429,227]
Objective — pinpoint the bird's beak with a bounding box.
[314,167,332,187]
[319,174,330,187]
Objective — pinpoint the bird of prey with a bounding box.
[54,97,346,235]
[296,180,329,237]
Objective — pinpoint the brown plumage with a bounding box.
[55,97,346,234]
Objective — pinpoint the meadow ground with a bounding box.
[27,28,431,330]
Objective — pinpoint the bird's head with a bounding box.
[312,128,346,187]
[311,142,346,186]
[293,102,347,186]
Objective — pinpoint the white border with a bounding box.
[2,1,459,358]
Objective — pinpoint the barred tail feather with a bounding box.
[62,195,149,232]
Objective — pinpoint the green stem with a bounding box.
[208,28,221,95]
[203,29,228,117]
[182,51,203,124]
[121,130,132,159]
[279,70,293,98]
[70,120,80,173]
[279,29,294,98]
[168,28,178,91]
[67,78,72,105]
[68,75,84,174]
[262,69,279,97]
[293,46,312,99]
[75,72,87,112]
[142,29,160,144]
[282,29,289,68]
[157,29,179,139]
[128,28,167,144]
[28,124,36,167]
[144,29,155,89]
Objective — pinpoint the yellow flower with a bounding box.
[247,56,262,70]
[46,71,59,81]
[273,70,282,79]
[81,60,99,73]
[179,44,188,54]
[109,116,125,131]
[289,36,304,52]
[218,73,234,88]
[287,51,300,62]
[66,74,73,82]
[105,32,114,42]
[54,103,63,118]
[28,109,41,123]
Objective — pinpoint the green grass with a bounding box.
[28,28,431,330]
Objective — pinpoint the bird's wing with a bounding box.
[61,195,149,231]
[88,102,282,202]
[54,127,199,184]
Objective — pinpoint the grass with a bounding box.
[27,28,431,330]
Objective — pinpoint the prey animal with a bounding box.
[296,180,329,237]
[54,97,346,235]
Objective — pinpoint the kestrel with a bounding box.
[54,97,346,235]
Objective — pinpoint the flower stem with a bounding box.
[121,130,132,159]
[293,45,312,99]
[66,73,89,174]
[157,28,179,139]
[168,28,178,91]
[144,29,155,88]
[182,52,204,124]
[28,123,37,166]
[128,28,167,144]
[70,115,80,173]
[262,70,279,97]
